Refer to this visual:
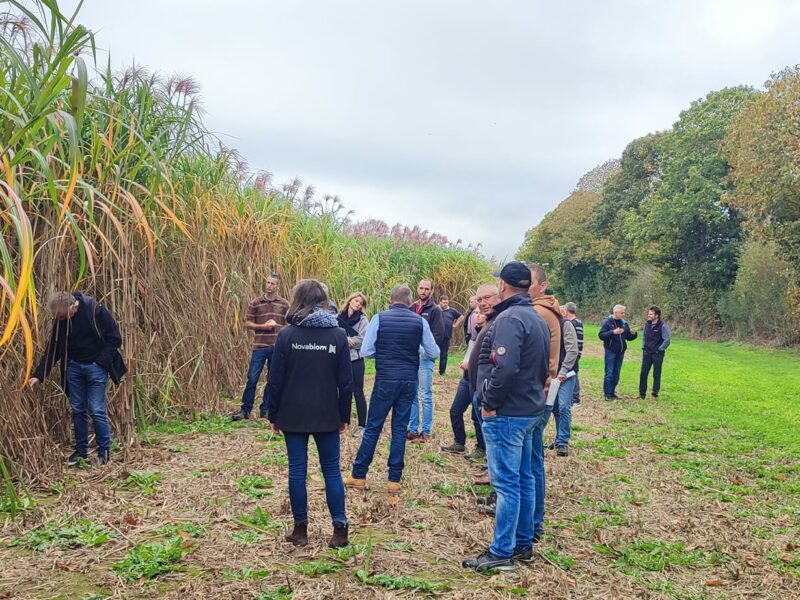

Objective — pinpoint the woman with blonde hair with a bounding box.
[337,292,369,437]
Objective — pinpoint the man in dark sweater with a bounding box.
[29,291,126,466]
[408,279,445,441]
[598,304,638,400]
[463,262,550,572]
[638,306,671,399]
[437,295,464,376]
[345,285,440,495]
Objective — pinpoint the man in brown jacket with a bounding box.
[232,273,290,420]
[528,265,561,394]
[527,264,561,543]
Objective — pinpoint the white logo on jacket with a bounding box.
[291,342,336,353]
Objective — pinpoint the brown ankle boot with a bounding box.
[285,522,308,546]
[328,523,349,548]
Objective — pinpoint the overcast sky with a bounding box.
[60,0,800,260]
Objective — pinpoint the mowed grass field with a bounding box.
[0,326,798,599]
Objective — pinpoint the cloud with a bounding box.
[61,0,800,258]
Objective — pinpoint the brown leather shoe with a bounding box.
[343,475,366,490]
[406,431,419,441]
[328,524,349,548]
[285,522,308,546]
[387,481,401,495]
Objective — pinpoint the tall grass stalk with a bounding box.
[0,0,491,486]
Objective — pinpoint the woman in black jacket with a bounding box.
[337,292,369,437]
[267,279,354,547]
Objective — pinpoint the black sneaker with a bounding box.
[96,449,110,466]
[604,396,614,401]
[476,491,497,506]
[512,546,534,563]
[547,442,556,450]
[462,550,515,571]
[259,412,269,419]
[651,393,658,399]
[231,410,250,422]
[533,531,543,544]
[611,394,620,399]
[556,445,569,457]
[441,442,466,454]
[68,451,87,466]
[572,398,581,406]
[479,502,496,516]
[465,447,486,461]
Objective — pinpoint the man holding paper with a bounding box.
[551,316,580,457]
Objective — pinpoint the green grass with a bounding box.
[236,475,273,498]
[12,517,113,551]
[581,324,800,453]
[420,453,450,467]
[592,539,724,573]
[118,471,163,495]
[295,558,343,576]
[112,537,192,582]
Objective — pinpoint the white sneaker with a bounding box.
[352,426,365,438]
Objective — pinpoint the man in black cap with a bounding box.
[463,261,550,571]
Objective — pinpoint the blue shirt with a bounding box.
[361,313,440,361]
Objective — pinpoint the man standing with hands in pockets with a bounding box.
[233,273,290,421]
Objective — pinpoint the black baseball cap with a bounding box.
[492,261,532,288]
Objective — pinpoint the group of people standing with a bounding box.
[27,265,670,566]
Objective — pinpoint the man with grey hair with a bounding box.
[345,284,439,496]
[598,304,637,400]
[29,291,126,466]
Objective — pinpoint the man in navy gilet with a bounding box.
[639,306,671,399]
[344,285,440,496]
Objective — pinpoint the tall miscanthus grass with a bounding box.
[0,0,491,503]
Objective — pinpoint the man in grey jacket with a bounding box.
[551,315,580,456]
[462,262,550,572]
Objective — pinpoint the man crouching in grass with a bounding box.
[29,291,126,466]
[463,262,550,571]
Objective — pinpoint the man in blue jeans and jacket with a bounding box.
[29,291,126,466]
[463,262,550,572]
[344,285,440,496]
[598,304,637,400]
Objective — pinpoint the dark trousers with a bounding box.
[603,350,624,397]
[449,376,485,448]
[639,352,665,396]
[284,431,346,526]
[352,379,417,482]
[351,358,367,427]
[438,338,451,375]
[241,346,273,415]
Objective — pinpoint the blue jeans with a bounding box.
[603,350,624,397]
[482,414,535,558]
[284,431,346,527]
[408,359,434,435]
[352,379,417,482]
[241,347,273,415]
[554,377,576,446]
[531,408,551,541]
[66,361,111,453]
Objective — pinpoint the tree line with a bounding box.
[517,68,800,345]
